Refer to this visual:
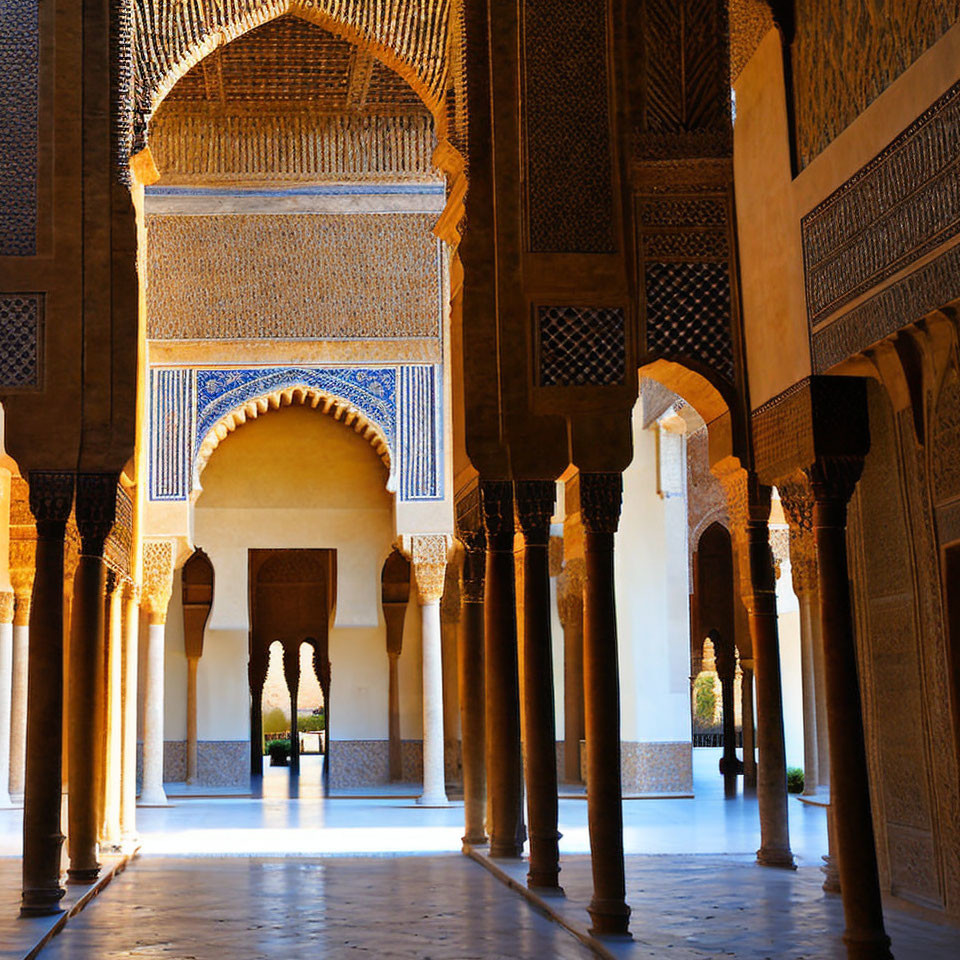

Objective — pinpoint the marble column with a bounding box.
[480,481,523,856]
[20,471,73,917]
[811,589,830,788]
[140,541,175,806]
[185,656,200,785]
[457,527,487,845]
[101,574,124,850]
[580,473,630,936]
[515,480,562,890]
[0,593,13,807]
[779,481,822,797]
[807,456,891,959]
[119,583,139,842]
[557,560,585,783]
[282,641,302,778]
[411,535,449,806]
[383,601,407,781]
[739,659,757,792]
[67,474,117,883]
[722,468,793,868]
[8,577,32,801]
[714,635,739,798]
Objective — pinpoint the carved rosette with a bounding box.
[578,472,623,535]
[0,591,14,624]
[142,539,176,625]
[410,534,449,606]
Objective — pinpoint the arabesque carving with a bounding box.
[142,540,176,624]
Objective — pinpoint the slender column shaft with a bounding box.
[743,482,794,867]
[9,599,30,800]
[387,652,401,779]
[811,471,890,959]
[720,674,738,797]
[120,587,139,840]
[67,554,109,881]
[811,586,831,788]
[740,663,757,791]
[282,642,301,778]
[21,472,73,916]
[457,537,486,844]
[186,656,199,784]
[481,482,523,856]
[101,580,124,848]
[0,603,13,807]
[580,473,630,936]
[516,480,561,890]
[798,592,819,796]
[419,601,447,803]
[559,566,585,783]
[140,620,168,805]
[249,645,268,779]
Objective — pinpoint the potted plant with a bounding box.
[267,739,291,767]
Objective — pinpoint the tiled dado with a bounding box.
[621,741,693,794]
[328,739,462,789]
[136,741,248,787]
[576,740,693,794]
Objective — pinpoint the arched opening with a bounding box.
[692,522,743,797]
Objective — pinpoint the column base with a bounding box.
[756,846,797,869]
[587,897,631,938]
[462,832,487,846]
[842,930,893,960]
[489,841,523,858]
[138,788,168,807]
[19,887,65,918]
[67,865,101,884]
[417,792,449,807]
[527,874,563,895]
[822,854,841,893]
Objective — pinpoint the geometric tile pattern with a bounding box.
[537,307,626,387]
[0,294,43,388]
[645,262,734,382]
[149,365,443,504]
[398,365,443,501]
[0,0,39,256]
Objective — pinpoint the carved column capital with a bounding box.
[458,527,486,603]
[0,591,14,624]
[514,479,555,546]
[480,479,515,550]
[75,473,119,558]
[578,472,623,535]
[409,534,449,605]
[142,539,176,625]
[27,471,74,541]
[804,455,866,528]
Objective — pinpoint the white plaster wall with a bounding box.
[776,558,805,770]
[615,406,692,745]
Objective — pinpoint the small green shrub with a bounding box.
[298,712,325,732]
[694,673,717,727]
[267,739,291,766]
[787,767,804,794]
[263,707,289,735]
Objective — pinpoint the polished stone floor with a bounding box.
[35,855,595,960]
[1,751,957,958]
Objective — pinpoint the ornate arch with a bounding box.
[135,0,455,138]
[192,383,394,497]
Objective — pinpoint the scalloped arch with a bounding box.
[192,384,394,499]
